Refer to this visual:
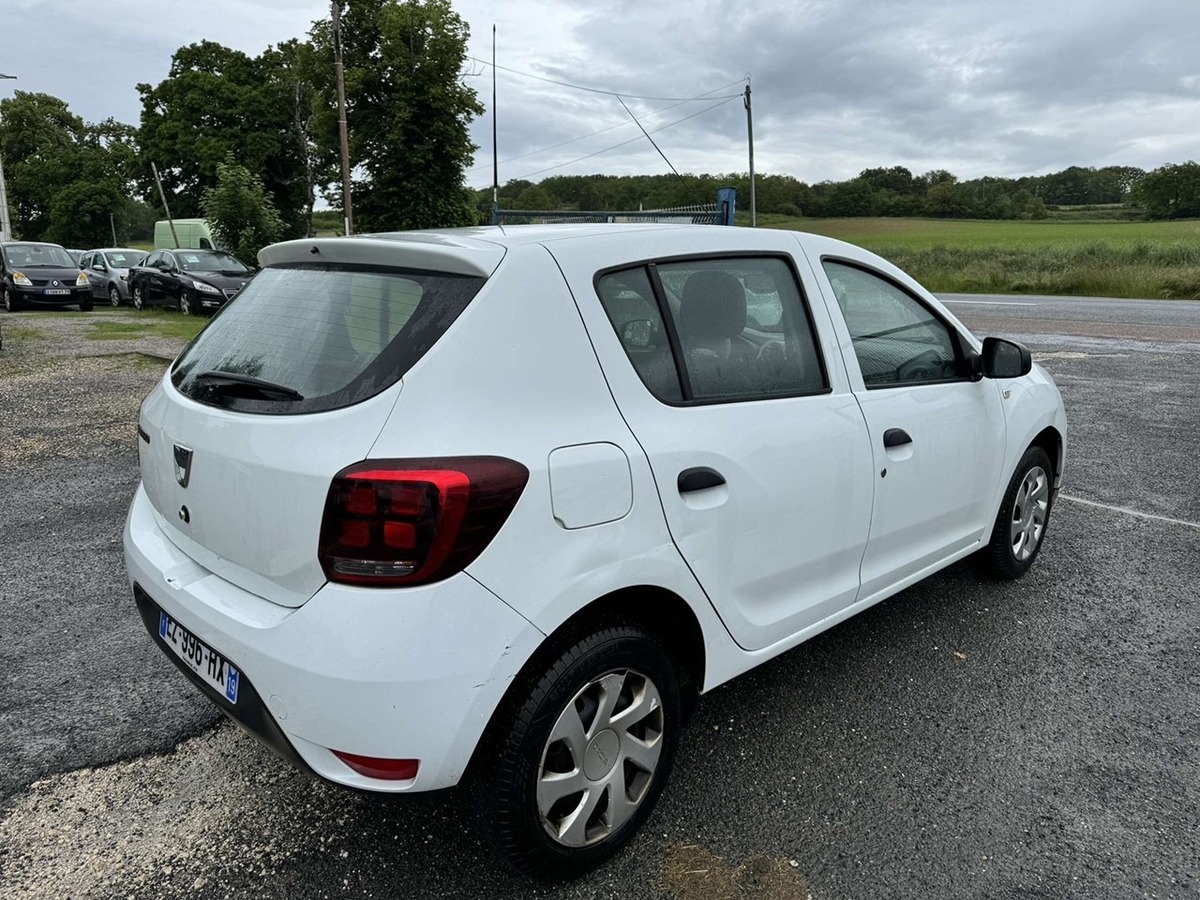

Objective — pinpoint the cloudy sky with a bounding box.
[4,0,1197,188]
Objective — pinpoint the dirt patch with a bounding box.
[659,844,813,900]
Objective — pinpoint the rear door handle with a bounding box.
[883,428,912,448]
[678,467,726,493]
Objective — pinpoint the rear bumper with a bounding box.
[123,483,545,792]
[132,584,311,772]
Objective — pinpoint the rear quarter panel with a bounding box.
[367,242,739,688]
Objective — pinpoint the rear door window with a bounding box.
[171,264,485,414]
[596,256,828,404]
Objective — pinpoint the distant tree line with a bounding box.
[479,162,1199,222]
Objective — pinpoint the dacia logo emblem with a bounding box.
[173,444,194,488]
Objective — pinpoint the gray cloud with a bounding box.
[4,0,1197,190]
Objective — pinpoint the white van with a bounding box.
[154,218,217,250]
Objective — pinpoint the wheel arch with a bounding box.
[1030,425,1064,488]
[464,584,707,779]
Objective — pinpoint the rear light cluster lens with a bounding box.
[318,456,529,587]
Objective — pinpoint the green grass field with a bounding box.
[772,216,1200,249]
[754,216,1200,299]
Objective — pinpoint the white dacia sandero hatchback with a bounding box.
[125,224,1066,877]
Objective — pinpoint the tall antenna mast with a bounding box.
[492,25,498,218]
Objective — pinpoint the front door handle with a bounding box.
[678,467,726,493]
[883,428,912,448]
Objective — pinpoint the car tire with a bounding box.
[132,284,144,310]
[975,445,1054,580]
[79,299,94,312]
[3,287,20,312]
[473,624,681,879]
[180,293,192,316]
[109,286,121,307]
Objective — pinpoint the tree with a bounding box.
[513,184,556,210]
[0,91,133,244]
[1133,162,1200,219]
[201,156,286,262]
[137,41,311,233]
[310,0,484,231]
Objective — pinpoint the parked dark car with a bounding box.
[81,248,148,306]
[1,241,93,311]
[128,248,253,316]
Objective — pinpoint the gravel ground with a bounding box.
[1,302,1197,900]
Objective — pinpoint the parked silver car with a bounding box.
[81,248,148,306]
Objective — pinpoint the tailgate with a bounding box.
[138,380,397,607]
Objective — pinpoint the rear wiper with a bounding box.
[195,370,304,400]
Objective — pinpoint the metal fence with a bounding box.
[492,189,737,227]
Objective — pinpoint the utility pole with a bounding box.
[0,153,11,242]
[744,80,756,227]
[151,162,181,249]
[332,1,354,236]
[0,72,15,241]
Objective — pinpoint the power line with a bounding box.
[616,95,701,204]
[469,56,744,103]
[512,94,740,181]
[467,79,746,175]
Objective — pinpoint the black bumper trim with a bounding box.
[133,583,312,774]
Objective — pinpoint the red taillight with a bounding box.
[332,751,419,781]
[318,456,529,587]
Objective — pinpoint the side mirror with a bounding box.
[981,336,1032,378]
[93,262,107,272]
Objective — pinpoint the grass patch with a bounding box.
[1,323,46,342]
[88,314,207,342]
[755,216,1200,298]
[97,351,172,371]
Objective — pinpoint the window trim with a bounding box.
[820,255,978,390]
[592,251,833,408]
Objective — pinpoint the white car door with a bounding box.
[800,240,1007,601]
[556,238,875,652]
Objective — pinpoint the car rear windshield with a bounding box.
[171,264,486,414]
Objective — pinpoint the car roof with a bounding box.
[259,224,842,278]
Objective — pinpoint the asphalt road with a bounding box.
[1,299,1197,900]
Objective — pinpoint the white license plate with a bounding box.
[158,611,240,703]
[45,289,70,295]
